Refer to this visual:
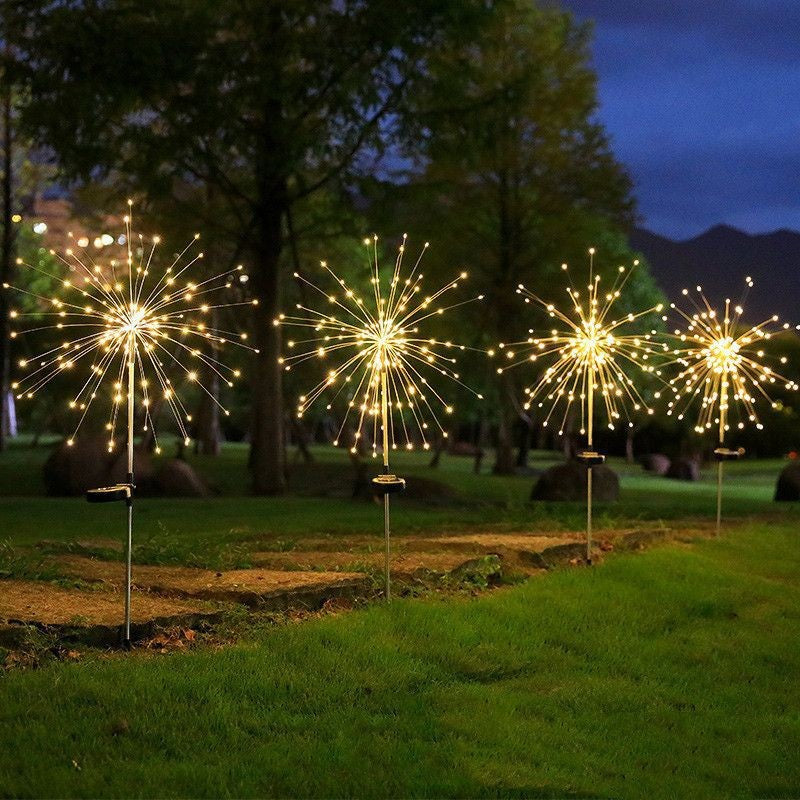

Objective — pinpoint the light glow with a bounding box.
[275,235,483,457]
[5,202,256,451]
[665,279,798,441]
[496,251,666,443]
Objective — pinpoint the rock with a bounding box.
[774,462,800,501]
[448,555,502,587]
[666,457,700,481]
[108,446,156,492]
[154,459,209,497]
[43,437,114,496]
[530,461,619,502]
[399,475,458,503]
[640,453,671,475]
[43,439,209,498]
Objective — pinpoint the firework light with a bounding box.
[495,249,666,561]
[664,278,798,532]
[275,234,483,597]
[4,201,257,644]
[6,201,257,452]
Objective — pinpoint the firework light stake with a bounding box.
[276,235,482,600]
[7,202,256,645]
[665,281,797,535]
[496,249,665,564]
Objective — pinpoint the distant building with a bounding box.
[24,195,122,251]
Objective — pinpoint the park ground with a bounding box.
[0,440,799,798]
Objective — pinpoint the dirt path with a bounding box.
[1,524,698,647]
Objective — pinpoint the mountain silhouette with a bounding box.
[630,224,800,324]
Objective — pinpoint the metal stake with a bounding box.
[124,336,135,647]
[586,465,593,563]
[715,376,728,538]
[381,369,391,601]
[586,374,594,564]
[383,493,391,602]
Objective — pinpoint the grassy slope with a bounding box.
[1,524,799,798]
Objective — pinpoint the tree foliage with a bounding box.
[5,0,675,470]
[8,0,484,490]
[370,0,657,470]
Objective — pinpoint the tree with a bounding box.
[394,0,640,472]
[9,0,482,491]
[0,23,17,451]
[0,15,54,449]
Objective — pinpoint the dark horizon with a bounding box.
[639,221,800,243]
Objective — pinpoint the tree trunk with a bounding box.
[625,425,636,464]
[493,372,516,475]
[428,428,448,469]
[0,76,14,452]
[491,161,516,475]
[561,410,578,459]
[193,186,222,457]
[536,424,547,451]
[289,414,314,465]
[515,417,532,469]
[193,299,220,456]
[249,185,287,495]
[194,365,221,456]
[493,404,515,474]
[473,414,487,475]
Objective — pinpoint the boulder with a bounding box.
[43,437,114,496]
[530,461,619,502]
[389,475,457,504]
[108,446,157,493]
[774,462,800,501]
[154,459,209,497]
[42,438,210,498]
[640,453,671,476]
[666,457,700,481]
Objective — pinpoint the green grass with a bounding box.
[2,439,799,796]
[0,439,797,569]
[1,524,799,798]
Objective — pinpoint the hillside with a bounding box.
[630,225,800,323]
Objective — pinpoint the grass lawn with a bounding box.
[1,522,799,798]
[1,439,799,797]
[0,439,797,567]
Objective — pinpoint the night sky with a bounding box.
[562,0,800,239]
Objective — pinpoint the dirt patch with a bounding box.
[405,533,586,569]
[34,538,123,555]
[52,556,368,608]
[264,530,572,555]
[411,533,578,552]
[251,550,482,576]
[0,579,219,647]
[253,531,587,573]
[2,524,707,649]
[0,580,211,627]
[273,528,687,570]
[75,538,124,552]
